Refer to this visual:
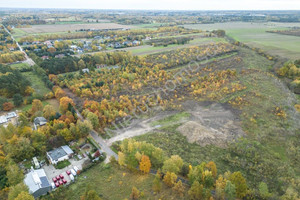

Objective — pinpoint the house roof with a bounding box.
[47,145,74,162]
[0,116,8,124]
[24,169,51,194]
[34,117,47,125]
[6,112,17,119]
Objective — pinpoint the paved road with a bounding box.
[3,25,35,66]
[75,110,118,160]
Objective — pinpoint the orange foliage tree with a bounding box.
[139,155,151,174]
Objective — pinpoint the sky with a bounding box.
[0,0,299,10]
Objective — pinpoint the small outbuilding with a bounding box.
[34,117,47,130]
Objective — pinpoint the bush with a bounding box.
[55,160,71,169]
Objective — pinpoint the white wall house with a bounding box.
[46,145,74,165]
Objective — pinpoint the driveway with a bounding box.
[43,157,89,185]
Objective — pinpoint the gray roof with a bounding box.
[24,169,51,194]
[47,145,74,161]
[0,116,8,124]
[34,117,47,126]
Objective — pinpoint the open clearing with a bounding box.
[22,71,51,96]
[41,163,187,200]
[185,22,300,59]
[16,23,133,34]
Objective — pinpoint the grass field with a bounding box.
[130,37,228,55]
[22,72,51,96]
[16,23,132,34]
[42,163,187,200]
[9,62,30,69]
[185,22,300,60]
[21,99,59,112]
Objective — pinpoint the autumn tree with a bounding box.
[162,155,183,174]
[216,175,227,200]
[43,105,56,120]
[59,96,74,113]
[206,161,217,178]
[188,181,203,200]
[80,190,101,200]
[2,102,14,111]
[152,171,162,193]
[118,151,126,166]
[173,180,185,197]
[31,99,43,115]
[139,155,151,174]
[130,186,140,200]
[163,172,177,187]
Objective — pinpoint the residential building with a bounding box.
[24,168,52,198]
[46,145,74,165]
[82,68,90,73]
[34,117,47,130]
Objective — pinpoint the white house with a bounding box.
[46,145,74,165]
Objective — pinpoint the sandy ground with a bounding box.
[106,101,244,147]
[19,23,133,33]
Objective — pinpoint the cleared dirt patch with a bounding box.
[178,101,244,147]
[19,23,133,34]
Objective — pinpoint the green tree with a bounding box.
[7,183,28,200]
[224,181,236,200]
[152,171,161,193]
[76,120,92,138]
[86,112,99,129]
[229,172,247,199]
[14,191,34,200]
[188,181,203,200]
[259,182,271,199]
[6,163,24,186]
[162,155,183,174]
[13,94,23,107]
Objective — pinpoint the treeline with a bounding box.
[267,29,300,37]
[0,64,30,98]
[0,94,93,199]
[146,36,193,47]
[277,60,300,94]
[0,51,25,64]
[115,139,268,200]
[19,26,202,43]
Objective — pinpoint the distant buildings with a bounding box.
[24,168,52,198]
[82,68,90,73]
[46,145,74,165]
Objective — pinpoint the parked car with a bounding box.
[51,182,55,189]
[69,174,74,181]
[55,182,60,187]
[74,166,79,172]
[56,175,60,180]
[62,179,67,184]
[59,180,63,185]
[70,169,76,176]
[52,177,57,182]
[66,170,71,175]
[59,174,64,179]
